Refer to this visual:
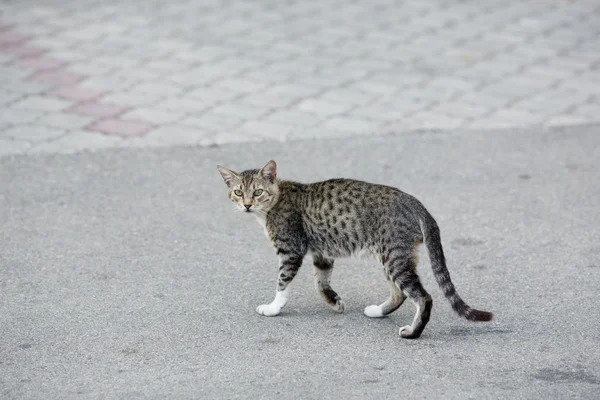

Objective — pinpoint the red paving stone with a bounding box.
[14,56,65,71]
[0,45,46,57]
[0,31,32,45]
[48,85,104,101]
[87,119,154,137]
[29,70,85,86]
[68,101,129,118]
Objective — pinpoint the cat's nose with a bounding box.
[244,204,252,210]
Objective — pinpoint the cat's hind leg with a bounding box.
[313,254,345,313]
[364,277,406,318]
[256,252,304,317]
[383,244,432,339]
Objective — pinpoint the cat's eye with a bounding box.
[233,190,243,196]
[253,189,263,196]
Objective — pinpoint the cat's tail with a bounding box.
[419,214,493,322]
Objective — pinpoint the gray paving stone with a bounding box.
[141,125,212,146]
[322,117,377,134]
[0,137,33,156]
[42,112,96,131]
[317,89,377,106]
[544,114,592,127]
[239,93,299,108]
[0,108,47,125]
[100,92,162,107]
[353,99,431,121]
[0,80,54,96]
[263,110,323,128]
[180,112,245,132]
[466,108,545,129]
[65,62,118,76]
[431,102,491,119]
[9,96,73,112]
[2,124,67,142]
[27,131,123,154]
[154,97,214,114]
[0,91,24,107]
[0,67,32,83]
[121,108,187,125]
[210,103,271,120]
[234,120,302,141]
[572,103,600,119]
[128,82,185,97]
[295,99,354,117]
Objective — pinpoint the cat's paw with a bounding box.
[332,300,345,313]
[256,304,281,317]
[399,325,419,339]
[364,305,384,318]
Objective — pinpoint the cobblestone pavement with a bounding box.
[1,0,599,155]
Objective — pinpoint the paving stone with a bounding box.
[154,97,214,114]
[2,124,67,141]
[100,92,162,107]
[391,111,466,131]
[295,99,354,117]
[239,93,299,108]
[0,137,33,156]
[0,45,46,58]
[322,117,377,134]
[12,56,65,71]
[466,108,545,129]
[10,95,72,111]
[0,31,32,45]
[121,108,187,125]
[180,113,245,132]
[87,119,154,137]
[0,90,23,106]
[571,103,600,119]
[545,114,592,127]
[42,112,96,131]
[263,110,323,128]
[0,0,599,155]
[27,131,123,154]
[210,103,271,119]
[141,124,211,145]
[431,102,491,119]
[47,86,105,102]
[0,107,47,125]
[128,82,185,96]
[185,88,243,104]
[235,120,302,141]
[68,102,129,118]
[1,80,53,95]
[64,62,117,76]
[28,70,85,87]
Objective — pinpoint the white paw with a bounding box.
[256,304,281,317]
[399,325,414,338]
[332,300,345,313]
[364,305,384,318]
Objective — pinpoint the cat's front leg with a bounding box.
[256,253,303,317]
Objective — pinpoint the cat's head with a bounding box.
[217,160,280,214]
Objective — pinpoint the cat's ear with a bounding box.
[217,165,239,186]
[260,160,277,183]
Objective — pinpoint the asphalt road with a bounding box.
[1,126,599,399]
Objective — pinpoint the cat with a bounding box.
[217,160,492,339]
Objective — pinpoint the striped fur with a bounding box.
[218,160,492,339]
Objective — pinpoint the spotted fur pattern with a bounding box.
[217,160,492,339]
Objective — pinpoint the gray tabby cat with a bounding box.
[217,160,492,339]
